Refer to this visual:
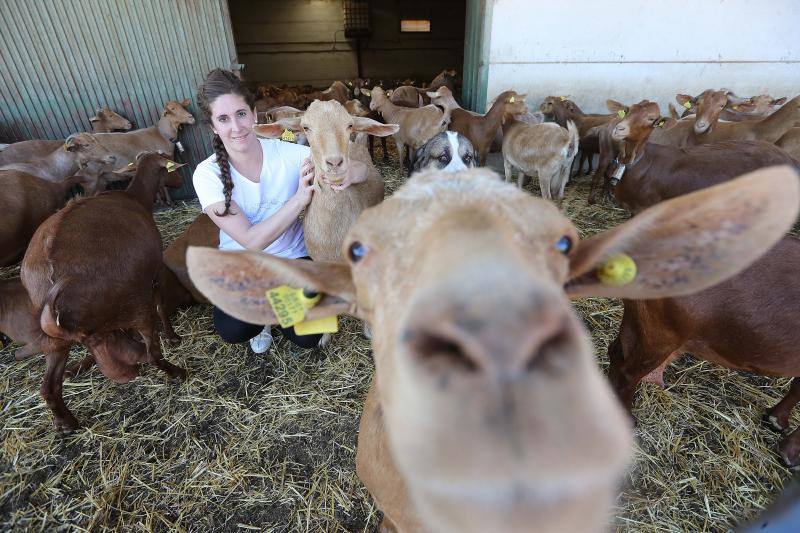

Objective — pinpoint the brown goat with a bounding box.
[0,278,45,360]
[446,90,528,166]
[89,107,133,133]
[652,93,800,147]
[539,96,615,176]
[160,213,218,318]
[609,212,800,467]
[186,166,798,532]
[20,153,187,432]
[607,100,800,213]
[0,171,88,266]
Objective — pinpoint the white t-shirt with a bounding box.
[193,138,311,258]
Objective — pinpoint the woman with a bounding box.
[193,69,367,353]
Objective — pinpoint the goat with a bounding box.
[0,278,45,360]
[367,86,450,176]
[0,133,116,183]
[255,99,399,261]
[20,153,187,432]
[502,119,579,202]
[444,90,527,166]
[186,165,798,532]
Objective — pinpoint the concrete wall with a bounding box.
[231,0,465,87]
[483,0,799,115]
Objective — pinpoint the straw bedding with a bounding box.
[1,143,795,532]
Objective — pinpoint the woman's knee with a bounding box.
[213,307,262,343]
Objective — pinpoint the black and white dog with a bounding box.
[412,131,478,174]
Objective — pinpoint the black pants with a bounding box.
[211,255,322,350]
[212,307,323,349]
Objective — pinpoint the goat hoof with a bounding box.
[165,334,182,346]
[778,437,800,468]
[763,412,789,434]
[55,417,80,434]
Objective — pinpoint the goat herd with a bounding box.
[2,67,800,531]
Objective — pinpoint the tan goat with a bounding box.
[186,166,798,533]
[254,99,399,261]
[94,99,195,183]
[366,86,450,176]
[502,119,579,202]
[0,133,116,183]
[0,109,132,166]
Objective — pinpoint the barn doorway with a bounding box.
[228,0,467,102]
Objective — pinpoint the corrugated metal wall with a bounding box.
[0,0,237,199]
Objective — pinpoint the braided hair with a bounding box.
[197,68,257,216]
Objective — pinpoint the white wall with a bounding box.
[484,0,800,115]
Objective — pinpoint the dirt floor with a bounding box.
[1,142,797,532]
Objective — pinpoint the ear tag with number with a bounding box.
[281,129,296,142]
[509,96,515,103]
[617,109,626,118]
[266,286,338,334]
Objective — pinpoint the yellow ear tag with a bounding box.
[597,254,637,286]
[509,96,515,103]
[166,161,176,172]
[294,315,338,335]
[683,101,692,109]
[559,96,567,101]
[732,105,739,110]
[265,286,339,333]
[617,109,626,119]
[656,118,667,128]
[281,129,296,142]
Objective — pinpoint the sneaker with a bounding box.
[249,327,273,354]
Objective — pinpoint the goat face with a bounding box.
[412,132,478,174]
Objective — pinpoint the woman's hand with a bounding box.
[292,157,315,207]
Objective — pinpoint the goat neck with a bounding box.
[125,156,167,209]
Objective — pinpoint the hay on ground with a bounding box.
[1,142,795,531]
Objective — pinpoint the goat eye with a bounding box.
[348,241,367,262]
[555,236,572,254]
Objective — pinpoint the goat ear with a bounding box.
[605,100,627,114]
[426,91,439,98]
[113,162,137,175]
[386,89,394,98]
[187,247,360,325]
[667,103,680,119]
[655,116,678,130]
[254,116,302,138]
[353,116,399,137]
[180,98,191,108]
[89,116,100,123]
[773,97,788,105]
[565,166,800,300]
[359,88,371,97]
[675,94,694,108]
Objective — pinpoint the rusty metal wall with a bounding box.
[0,0,237,199]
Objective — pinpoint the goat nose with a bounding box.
[326,156,344,169]
[403,303,574,378]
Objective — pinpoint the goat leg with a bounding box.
[142,320,186,380]
[13,343,41,360]
[607,332,675,414]
[41,343,80,432]
[155,273,181,345]
[778,427,800,469]
[765,378,800,433]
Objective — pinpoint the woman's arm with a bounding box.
[205,159,315,251]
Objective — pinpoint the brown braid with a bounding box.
[211,134,235,216]
[196,68,257,216]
